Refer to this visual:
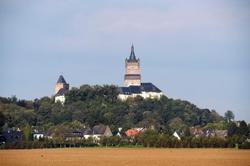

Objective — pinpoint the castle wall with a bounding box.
[55,95,66,104]
[125,61,140,75]
[118,92,163,101]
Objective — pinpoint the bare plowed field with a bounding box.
[0,148,249,166]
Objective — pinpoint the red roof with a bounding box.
[125,128,143,137]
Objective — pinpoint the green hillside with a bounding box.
[0,84,224,132]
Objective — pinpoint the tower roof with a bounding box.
[57,75,67,84]
[128,44,138,62]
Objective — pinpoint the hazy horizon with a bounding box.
[1,0,249,122]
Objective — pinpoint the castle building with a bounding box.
[118,45,163,100]
[54,75,69,104]
[124,45,141,86]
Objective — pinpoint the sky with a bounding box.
[0,0,249,122]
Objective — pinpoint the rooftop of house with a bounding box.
[63,125,110,137]
[118,83,162,95]
[125,128,145,137]
[93,124,108,135]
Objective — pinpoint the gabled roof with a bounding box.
[93,124,108,135]
[57,75,67,84]
[119,82,162,94]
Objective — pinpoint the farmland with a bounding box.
[0,148,250,166]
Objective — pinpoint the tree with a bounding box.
[224,110,234,122]
[138,129,158,147]
[227,122,237,137]
[9,95,17,104]
[168,117,187,132]
[22,124,32,141]
[238,121,248,136]
[33,98,39,111]
[0,111,5,131]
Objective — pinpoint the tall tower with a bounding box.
[54,75,69,94]
[124,45,141,87]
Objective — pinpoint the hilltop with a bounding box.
[0,84,224,132]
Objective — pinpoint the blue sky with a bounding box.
[0,0,249,121]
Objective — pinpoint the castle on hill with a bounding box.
[54,45,163,103]
[118,45,163,100]
[54,75,69,104]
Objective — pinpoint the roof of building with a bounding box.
[57,75,67,84]
[125,128,145,137]
[129,86,142,94]
[55,88,67,96]
[119,83,162,95]
[93,124,108,135]
[141,83,161,92]
[127,45,139,62]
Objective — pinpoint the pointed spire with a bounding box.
[57,75,67,84]
[129,44,136,61]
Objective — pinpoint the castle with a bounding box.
[54,45,163,103]
[118,45,163,100]
[54,75,69,104]
[124,45,141,86]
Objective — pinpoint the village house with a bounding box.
[92,124,113,140]
[64,124,113,141]
[65,131,84,141]
[190,127,228,139]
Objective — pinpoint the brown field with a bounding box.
[0,148,250,166]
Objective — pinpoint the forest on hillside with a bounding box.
[0,85,248,132]
[0,85,249,149]
[1,84,224,131]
